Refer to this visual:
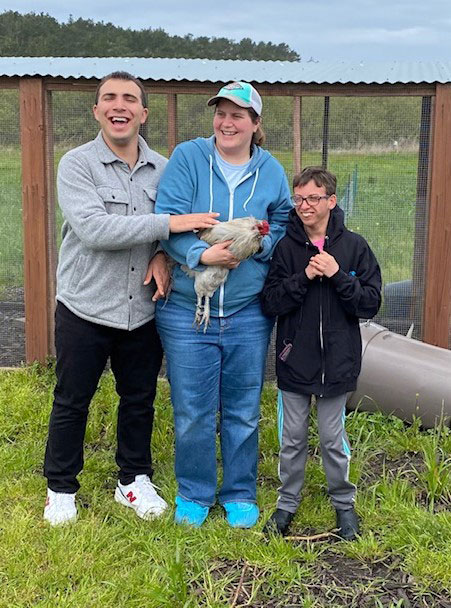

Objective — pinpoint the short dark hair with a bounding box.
[95,71,147,108]
[293,166,337,196]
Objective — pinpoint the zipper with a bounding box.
[217,168,254,318]
[218,187,235,317]
[319,276,325,397]
[227,188,234,221]
[318,235,330,396]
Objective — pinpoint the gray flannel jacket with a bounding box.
[56,132,170,330]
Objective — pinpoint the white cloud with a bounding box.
[334,26,435,44]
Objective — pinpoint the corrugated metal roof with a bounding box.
[1,56,451,84]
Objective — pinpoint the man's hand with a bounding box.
[144,252,170,301]
[200,241,240,269]
[308,251,339,278]
[169,212,220,233]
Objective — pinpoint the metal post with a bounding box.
[322,96,330,169]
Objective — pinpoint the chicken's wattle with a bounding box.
[258,220,270,236]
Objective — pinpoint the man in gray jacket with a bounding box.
[43,71,219,525]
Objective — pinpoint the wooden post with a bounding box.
[293,96,302,174]
[423,84,451,348]
[20,78,53,362]
[167,93,178,156]
[45,89,56,355]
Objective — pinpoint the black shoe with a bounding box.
[336,508,360,541]
[263,508,295,536]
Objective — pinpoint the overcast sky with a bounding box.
[4,0,451,62]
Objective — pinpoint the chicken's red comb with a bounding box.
[258,220,270,235]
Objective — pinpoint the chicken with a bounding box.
[182,216,270,331]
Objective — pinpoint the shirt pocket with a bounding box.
[284,330,320,383]
[143,186,157,212]
[96,186,129,216]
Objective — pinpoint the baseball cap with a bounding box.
[207,81,262,116]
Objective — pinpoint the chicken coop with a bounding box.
[1,57,450,371]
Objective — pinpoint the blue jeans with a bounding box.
[156,299,273,506]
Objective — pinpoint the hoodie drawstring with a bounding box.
[209,154,214,212]
[243,168,259,211]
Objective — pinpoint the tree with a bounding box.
[0,11,300,61]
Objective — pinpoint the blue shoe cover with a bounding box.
[174,495,209,527]
[224,502,259,528]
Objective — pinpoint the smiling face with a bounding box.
[93,78,148,150]
[213,99,259,163]
[294,180,337,238]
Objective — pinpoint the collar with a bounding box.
[206,134,263,172]
[94,131,155,168]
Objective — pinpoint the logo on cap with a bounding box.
[224,82,244,90]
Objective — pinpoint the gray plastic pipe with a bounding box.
[347,321,451,428]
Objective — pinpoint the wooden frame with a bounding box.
[424,84,451,347]
[19,78,55,362]
[4,75,450,362]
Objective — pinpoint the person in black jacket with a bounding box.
[260,166,381,540]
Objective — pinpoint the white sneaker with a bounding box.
[114,474,168,520]
[43,488,77,526]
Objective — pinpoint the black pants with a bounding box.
[44,302,163,493]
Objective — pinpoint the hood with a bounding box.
[286,205,346,246]
[191,135,273,173]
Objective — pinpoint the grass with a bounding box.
[0,146,420,291]
[1,364,450,607]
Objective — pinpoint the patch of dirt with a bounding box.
[303,551,450,608]
[360,451,425,487]
[0,286,25,366]
[193,556,451,607]
[361,451,451,512]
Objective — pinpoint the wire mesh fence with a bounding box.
[0,89,24,366]
[319,96,426,340]
[0,85,441,368]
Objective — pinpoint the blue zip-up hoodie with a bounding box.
[155,136,292,317]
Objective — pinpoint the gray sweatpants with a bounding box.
[276,390,356,513]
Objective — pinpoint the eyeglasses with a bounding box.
[291,194,330,207]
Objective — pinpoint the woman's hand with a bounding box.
[169,212,220,233]
[200,241,241,269]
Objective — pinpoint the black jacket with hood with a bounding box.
[260,206,381,397]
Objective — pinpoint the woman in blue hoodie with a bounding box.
[155,82,291,528]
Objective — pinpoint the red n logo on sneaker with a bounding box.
[126,491,137,503]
